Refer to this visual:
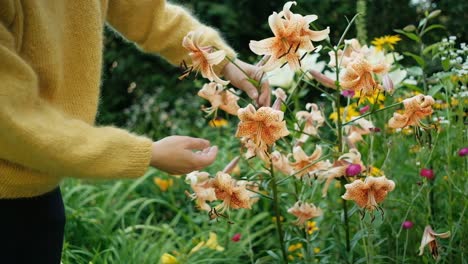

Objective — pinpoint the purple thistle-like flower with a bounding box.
[459,147,468,157]
[420,168,435,180]
[345,164,362,176]
[402,220,414,229]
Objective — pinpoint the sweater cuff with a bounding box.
[121,136,153,178]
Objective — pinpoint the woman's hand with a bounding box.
[222,59,271,106]
[150,136,218,174]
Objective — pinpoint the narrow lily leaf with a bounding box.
[394,29,421,42]
[421,24,446,37]
[403,52,426,68]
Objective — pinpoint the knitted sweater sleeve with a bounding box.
[0,22,153,179]
[106,0,237,72]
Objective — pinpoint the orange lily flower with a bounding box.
[388,94,435,128]
[182,30,229,85]
[340,58,389,97]
[290,145,331,179]
[287,201,323,226]
[185,171,217,211]
[236,104,290,155]
[249,1,329,71]
[198,82,240,115]
[341,176,395,210]
[418,225,451,259]
[317,149,365,197]
[295,103,325,143]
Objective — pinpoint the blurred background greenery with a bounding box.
[98,0,467,139]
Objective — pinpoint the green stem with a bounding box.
[402,229,409,263]
[366,220,375,264]
[342,101,402,126]
[343,194,351,253]
[270,162,288,264]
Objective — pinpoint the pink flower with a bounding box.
[231,233,241,242]
[458,147,468,157]
[420,168,434,180]
[341,89,355,98]
[402,220,414,229]
[345,164,362,176]
[359,105,371,114]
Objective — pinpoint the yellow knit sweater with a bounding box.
[0,0,236,198]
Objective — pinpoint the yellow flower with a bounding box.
[329,105,360,122]
[371,35,401,51]
[153,177,174,192]
[354,89,385,105]
[209,118,229,128]
[368,166,383,176]
[160,253,179,264]
[314,247,321,254]
[306,221,319,235]
[190,232,225,254]
[288,243,303,252]
[272,216,285,223]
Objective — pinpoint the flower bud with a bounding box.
[345,164,362,176]
[382,74,394,94]
[420,168,435,180]
[309,70,337,89]
[458,147,468,157]
[341,90,355,98]
[403,25,416,32]
[402,220,414,229]
[231,233,241,242]
[359,105,370,114]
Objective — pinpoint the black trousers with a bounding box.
[0,188,65,264]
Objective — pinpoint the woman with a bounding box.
[0,0,269,263]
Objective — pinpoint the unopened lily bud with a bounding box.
[382,74,394,94]
[222,156,240,174]
[309,70,337,89]
[427,10,441,19]
[272,88,287,110]
[403,25,416,32]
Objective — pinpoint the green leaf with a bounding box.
[421,24,446,36]
[394,29,421,42]
[403,52,426,68]
[428,84,443,96]
[422,43,438,56]
[418,18,427,28]
[403,83,423,93]
[442,59,451,71]
[407,66,423,76]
